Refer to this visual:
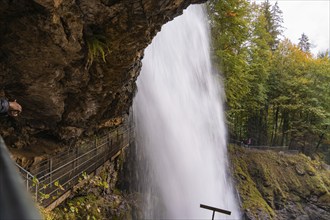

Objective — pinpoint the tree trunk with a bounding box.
[281,111,289,146]
[272,106,279,146]
[314,132,325,153]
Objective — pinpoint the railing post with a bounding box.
[49,158,53,185]
[74,147,78,173]
[95,138,98,157]
[26,173,29,190]
[15,118,134,209]
[35,182,38,201]
[107,132,111,157]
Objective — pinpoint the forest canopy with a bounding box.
[208,0,330,160]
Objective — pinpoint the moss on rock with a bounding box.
[229,145,330,220]
[42,151,140,220]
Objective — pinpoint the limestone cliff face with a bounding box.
[0,0,205,149]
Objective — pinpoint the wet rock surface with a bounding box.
[0,0,205,153]
[229,146,330,220]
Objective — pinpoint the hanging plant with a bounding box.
[85,34,111,69]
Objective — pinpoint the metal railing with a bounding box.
[229,139,299,152]
[1,136,42,219]
[16,121,134,207]
[16,163,39,200]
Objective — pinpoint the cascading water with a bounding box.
[133,5,241,219]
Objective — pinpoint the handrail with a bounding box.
[200,204,231,220]
[45,146,114,196]
[37,143,104,181]
[40,146,104,186]
[16,163,36,181]
[29,123,129,169]
[16,119,134,207]
[0,136,41,219]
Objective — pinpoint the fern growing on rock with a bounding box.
[86,34,111,69]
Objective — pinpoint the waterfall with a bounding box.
[133,5,241,219]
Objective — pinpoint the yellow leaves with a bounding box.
[226,11,238,17]
[54,180,65,191]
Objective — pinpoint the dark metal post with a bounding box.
[49,158,53,184]
[200,204,231,219]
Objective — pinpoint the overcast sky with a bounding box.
[256,0,330,55]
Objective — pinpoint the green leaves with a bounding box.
[209,0,330,153]
[86,34,111,69]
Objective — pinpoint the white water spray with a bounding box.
[133,5,240,219]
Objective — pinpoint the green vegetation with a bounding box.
[41,159,138,220]
[208,0,330,158]
[229,145,330,219]
[208,0,330,204]
[209,0,330,160]
[86,34,111,68]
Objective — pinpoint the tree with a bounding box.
[209,0,329,156]
[208,0,252,139]
[261,0,283,50]
[298,33,311,53]
[317,50,329,59]
[267,39,330,152]
[243,2,276,145]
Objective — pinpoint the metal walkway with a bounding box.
[0,136,41,220]
[16,120,134,208]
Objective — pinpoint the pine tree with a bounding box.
[209,0,329,154]
[298,33,311,53]
[261,0,283,50]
